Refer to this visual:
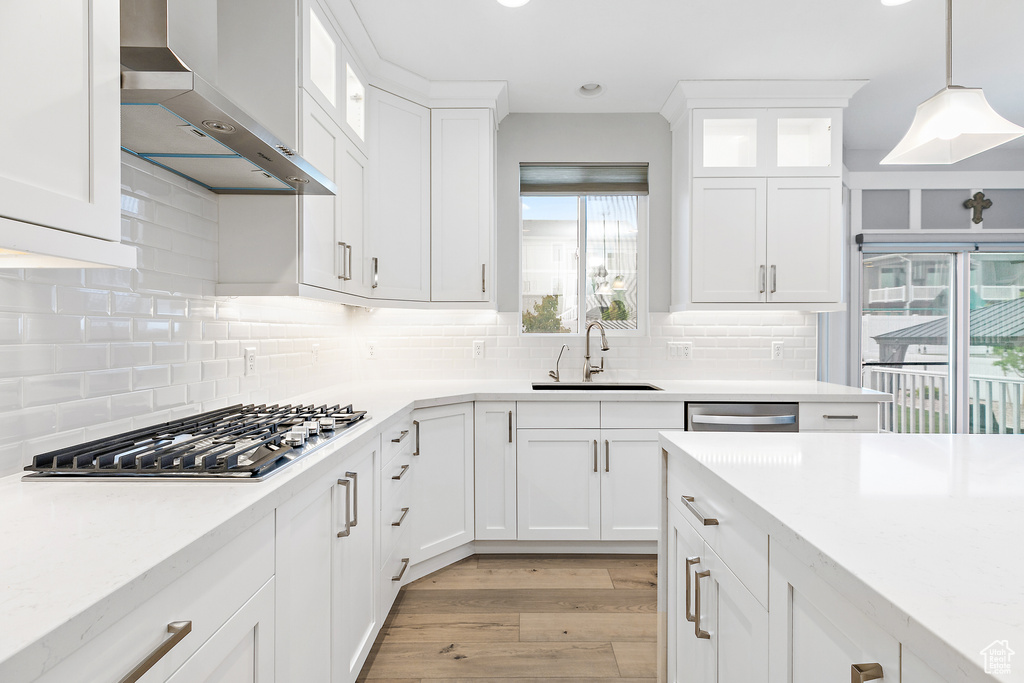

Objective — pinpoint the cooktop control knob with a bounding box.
[304,420,320,435]
[318,417,336,431]
[283,429,306,447]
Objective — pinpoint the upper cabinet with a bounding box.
[0,1,135,268]
[693,109,842,178]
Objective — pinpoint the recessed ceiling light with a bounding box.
[497,0,530,7]
[577,82,605,98]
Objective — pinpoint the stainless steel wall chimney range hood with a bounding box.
[120,0,335,195]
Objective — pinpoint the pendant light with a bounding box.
[881,0,1024,164]
[497,0,530,7]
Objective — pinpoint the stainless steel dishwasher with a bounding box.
[686,402,799,432]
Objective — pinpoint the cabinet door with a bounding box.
[0,0,120,242]
[339,135,370,296]
[430,108,494,302]
[766,178,841,303]
[411,403,475,563]
[765,109,842,177]
[517,428,602,541]
[334,441,379,682]
[691,178,768,303]
[667,505,707,683]
[474,402,517,540]
[692,110,768,178]
[275,475,334,683]
[166,578,276,683]
[301,0,344,130]
[768,539,900,683]
[700,544,768,683]
[367,87,431,301]
[600,429,662,541]
[300,92,345,292]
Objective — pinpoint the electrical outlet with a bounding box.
[311,343,320,366]
[772,340,785,361]
[367,342,377,360]
[473,340,485,359]
[680,341,693,360]
[244,348,257,376]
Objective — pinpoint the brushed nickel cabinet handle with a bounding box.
[593,439,598,473]
[759,264,766,294]
[413,420,420,455]
[770,264,777,293]
[852,663,884,683]
[392,557,410,582]
[823,414,860,420]
[604,439,610,472]
[119,620,193,683]
[337,241,349,280]
[482,263,486,293]
[681,495,719,526]
[392,507,410,527]
[694,569,711,639]
[685,556,700,623]
[346,471,358,528]
[346,243,352,282]
[392,429,409,443]
[336,478,352,537]
[508,410,513,443]
[392,464,409,481]
[372,257,379,288]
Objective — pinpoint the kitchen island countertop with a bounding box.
[659,431,1024,682]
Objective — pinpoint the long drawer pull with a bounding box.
[392,507,410,527]
[413,420,420,455]
[694,569,711,639]
[392,429,409,443]
[337,478,352,537]
[823,414,860,420]
[691,414,796,426]
[681,495,719,526]
[593,439,598,473]
[851,663,884,683]
[508,410,513,443]
[392,464,410,481]
[685,556,700,623]
[118,620,193,683]
[392,557,410,582]
[604,439,610,472]
[346,471,358,528]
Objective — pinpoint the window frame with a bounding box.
[518,192,649,338]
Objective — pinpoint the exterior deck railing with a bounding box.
[863,366,1024,434]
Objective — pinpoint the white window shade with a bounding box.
[520,163,649,195]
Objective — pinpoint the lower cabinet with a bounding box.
[410,403,475,563]
[517,428,662,541]
[275,439,378,683]
[667,504,768,683]
[768,539,899,683]
[474,401,517,540]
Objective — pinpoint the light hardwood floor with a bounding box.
[357,554,658,682]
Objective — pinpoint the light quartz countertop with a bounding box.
[660,431,1024,683]
[0,379,885,680]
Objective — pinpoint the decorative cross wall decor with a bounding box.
[964,191,993,224]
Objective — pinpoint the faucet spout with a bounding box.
[583,321,610,382]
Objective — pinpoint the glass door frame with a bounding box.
[854,237,1024,433]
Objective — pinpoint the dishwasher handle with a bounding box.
[691,414,796,426]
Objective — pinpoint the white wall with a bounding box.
[496,113,673,312]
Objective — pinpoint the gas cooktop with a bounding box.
[23,403,368,481]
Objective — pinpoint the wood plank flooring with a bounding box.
[357,554,657,682]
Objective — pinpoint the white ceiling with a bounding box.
[349,0,1024,155]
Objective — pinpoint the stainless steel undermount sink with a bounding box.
[531,382,663,391]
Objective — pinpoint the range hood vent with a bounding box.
[120,0,335,195]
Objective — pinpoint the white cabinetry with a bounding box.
[474,402,517,540]
[517,428,603,540]
[691,176,841,304]
[410,403,475,563]
[0,0,134,268]
[367,87,431,302]
[431,108,495,302]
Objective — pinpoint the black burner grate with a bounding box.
[24,403,367,480]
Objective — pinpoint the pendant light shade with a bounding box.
[881,0,1024,164]
[497,0,530,6]
[880,86,1024,164]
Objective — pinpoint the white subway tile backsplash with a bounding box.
[85,369,133,398]
[110,343,152,368]
[0,314,22,344]
[57,397,110,431]
[0,279,56,314]
[23,316,85,344]
[22,375,84,407]
[0,346,55,378]
[0,379,21,410]
[133,365,172,390]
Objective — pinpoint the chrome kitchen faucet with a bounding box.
[583,321,609,382]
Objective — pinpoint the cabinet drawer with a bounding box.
[668,454,768,608]
[516,401,600,428]
[601,401,685,429]
[33,514,274,683]
[381,447,415,509]
[382,413,416,466]
[380,530,412,614]
[381,471,414,566]
[799,402,879,432]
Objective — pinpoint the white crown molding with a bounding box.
[660,79,869,124]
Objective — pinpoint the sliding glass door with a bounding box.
[860,249,1024,433]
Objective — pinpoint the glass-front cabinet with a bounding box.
[693,109,841,178]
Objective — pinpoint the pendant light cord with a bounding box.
[946,0,953,87]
